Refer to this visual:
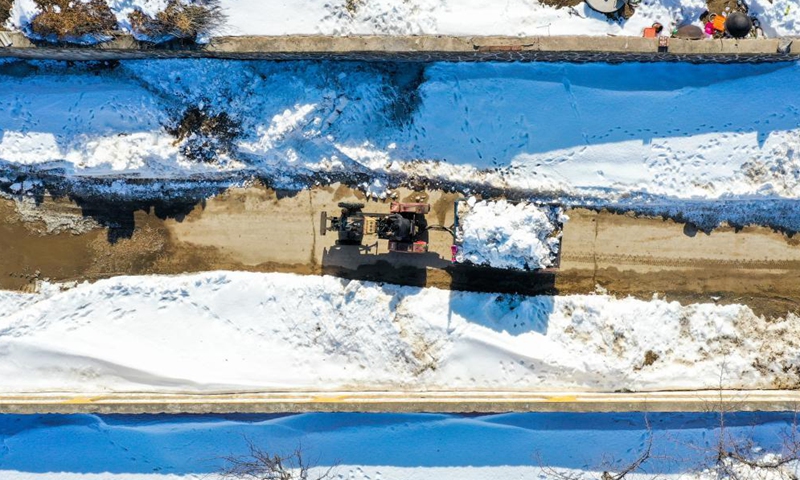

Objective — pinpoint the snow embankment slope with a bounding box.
[0,271,796,393]
[455,198,565,270]
[3,60,800,203]
[7,0,797,38]
[223,0,797,38]
[0,411,798,480]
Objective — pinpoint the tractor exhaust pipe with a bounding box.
[319,211,327,236]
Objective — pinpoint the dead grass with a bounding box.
[29,0,117,42]
[345,0,364,14]
[128,0,225,42]
[167,106,240,163]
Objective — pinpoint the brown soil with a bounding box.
[539,0,583,8]
[705,0,748,17]
[3,185,800,319]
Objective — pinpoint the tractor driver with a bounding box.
[386,213,413,242]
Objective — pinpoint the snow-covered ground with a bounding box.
[7,0,800,38]
[219,0,800,37]
[1,411,799,480]
[3,59,800,208]
[1,271,798,393]
[455,198,565,270]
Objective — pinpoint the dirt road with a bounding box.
[3,184,800,316]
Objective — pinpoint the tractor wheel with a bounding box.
[337,202,365,210]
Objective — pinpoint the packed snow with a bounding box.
[220,0,798,38]
[455,198,565,270]
[7,0,799,38]
[1,271,798,393]
[3,60,800,209]
[1,411,800,480]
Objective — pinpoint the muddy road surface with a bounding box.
[3,184,800,317]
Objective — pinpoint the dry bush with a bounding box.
[167,106,240,163]
[0,0,13,25]
[345,0,363,15]
[128,0,225,43]
[29,0,117,43]
[219,440,336,480]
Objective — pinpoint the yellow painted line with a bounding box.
[61,397,98,404]
[311,395,348,403]
[546,395,578,402]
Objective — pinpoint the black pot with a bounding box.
[725,12,753,38]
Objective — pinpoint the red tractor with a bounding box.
[320,201,430,253]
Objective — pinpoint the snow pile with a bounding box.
[1,271,798,393]
[456,198,564,270]
[749,0,800,37]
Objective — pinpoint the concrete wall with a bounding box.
[0,31,797,62]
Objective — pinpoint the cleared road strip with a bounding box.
[2,390,800,414]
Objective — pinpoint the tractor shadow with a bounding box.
[446,266,557,335]
[321,244,447,288]
[73,196,202,243]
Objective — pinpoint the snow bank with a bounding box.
[218,0,795,38]
[0,411,798,480]
[4,60,800,206]
[6,0,797,39]
[1,271,797,393]
[455,198,564,270]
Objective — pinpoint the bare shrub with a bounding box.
[539,415,654,480]
[29,0,117,43]
[683,368,800,480]
[128,0,225,43]
[219,440,335,480]
[700,396,800,480]
[167,106,240,163]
